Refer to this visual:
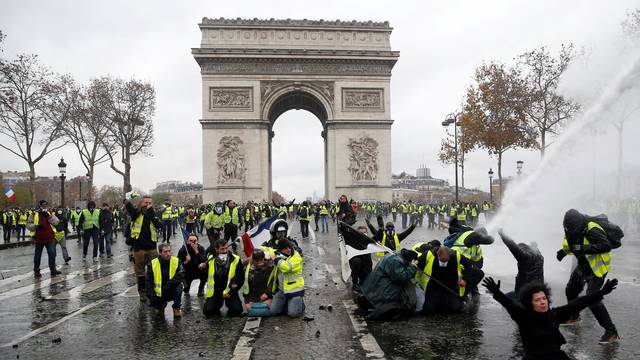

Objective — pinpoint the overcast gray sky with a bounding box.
[1,0,638,200]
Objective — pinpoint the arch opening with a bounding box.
[266,90,330,201]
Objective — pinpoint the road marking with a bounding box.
[342,301,386,359]
[0,263,112,301]
[117,285,139,297]
[325,264,345,290]
[309,228,316,244]
[316,245,326,256]
[46,269,132,300]
[0,299,107,348]
[231,316,262,360]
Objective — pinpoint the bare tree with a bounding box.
[101,77,155,192]
[61,78,112,193]
[0,55,70,202]
[519,44,580,157]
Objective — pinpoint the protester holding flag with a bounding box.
[177,232,207,297]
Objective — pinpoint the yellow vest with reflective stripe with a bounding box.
[378,232,400,258]
[273,250,304,294]
[162,206,172,220]
[18,213,28,225]
[416,250,465,297]
[319,205,329,215]
[151,257,179,297]
[130,214,158,242]
[206,253,240,298]
[562,222,612,278]
[452,230,483,262]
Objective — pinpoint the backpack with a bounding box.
[587,214,624,249]
[299,207,309,219]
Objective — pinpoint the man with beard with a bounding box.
[177,233,207,296]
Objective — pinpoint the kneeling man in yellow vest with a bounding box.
[147,243,184,318]
[202,239,245,317]
[270,239,305,318]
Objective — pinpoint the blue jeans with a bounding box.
[57,235,70,261]
[320,215,329,233]
[34,241,57,272]
[101,231,113,256]
[402,214,408,229]
[271,290,305,318]
[82,228,100,257]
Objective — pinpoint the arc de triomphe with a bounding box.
[192,18,399,203]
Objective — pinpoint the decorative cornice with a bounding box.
[200,17,391,30]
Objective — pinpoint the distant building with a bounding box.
[152,180,203,205]
[392,166,488,203]
[0,170,30,186]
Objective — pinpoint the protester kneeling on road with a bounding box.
[146,243,184,318]
[483,276,618,359]
[177,233,207,296]
[243,249,276,316]
[270,239,305,318]
[203,239,244,317]
[359,248,418,321]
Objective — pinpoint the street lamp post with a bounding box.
[516,160,524,176]
[488,168,494,204]
[58,158,67,208]
[442,112,460,203]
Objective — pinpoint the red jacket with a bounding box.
[33,212,56,244]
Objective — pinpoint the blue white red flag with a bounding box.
[4,187,16,202]
[241,215,279,257]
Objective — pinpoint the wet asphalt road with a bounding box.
[0,220,638,360]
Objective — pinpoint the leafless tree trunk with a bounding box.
[0,55,69,203]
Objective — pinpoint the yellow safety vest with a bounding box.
[319,205,329,216]
[205,212,225,229]
[225,207,240,225]
[562,222,612,278]
[378,232,400,258]
[82,209,100,230]
[130,214,158,242]
[18,213,28,225]
[416,250,465,297]
[273,250,304,294]
[162,206,172,220]
[206,253,240,298]
[151,257,179,297]
[452,231,483,262]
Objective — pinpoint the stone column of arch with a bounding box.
[192,18,399,203]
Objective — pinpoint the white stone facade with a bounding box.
[193,18,399,203]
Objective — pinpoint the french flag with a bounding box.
[241,215,279,257]
[4,187,16,202]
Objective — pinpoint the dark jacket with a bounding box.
[125,201,162,251]
[493,288,606,360]
[369,222,416,251]
[244,263,275,303]
[501,233,544,293]
[337,201,356,225]
[207,254,245,294]
[99,208,114,233]
[361,254,417,307]
[417,247,471,295]
[177,244,207,275]
[146,256,184,300]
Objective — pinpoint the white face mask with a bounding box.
[217,253,228,261]
[438,260,448,267]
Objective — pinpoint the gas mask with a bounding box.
[217,253,228,262]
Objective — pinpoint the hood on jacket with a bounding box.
[563,209,587,242]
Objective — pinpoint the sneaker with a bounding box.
[599,329,620,344]
[50,270,62,277]
[64,256,71,264]
[107,254,113,258]
[92,257,98,262]
[34,270,42,278]
[173,308,182,318]
[561,315,582,326]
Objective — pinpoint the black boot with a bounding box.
[137,276,148,302]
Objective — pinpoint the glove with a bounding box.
[482,277,501,294]
[556,249,567,262]
[599,278,618,296]
[571,244,583,254]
